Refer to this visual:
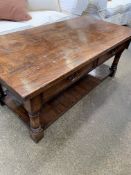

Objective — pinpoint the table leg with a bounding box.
[110,51,123,77]
[24,95,44,143]
[110,40,131,77]
[0,84,6,106]
[29,112,44,143]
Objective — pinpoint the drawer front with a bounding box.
[42,41,129,103]
[98,47,118,66]
[98,41,129,66]
[42,46,118,103]
[43,63,93,103]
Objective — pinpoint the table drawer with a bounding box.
[42,63,93,103]
[98,47,118,66]
[42,42,129,103]
[98,42,129,66]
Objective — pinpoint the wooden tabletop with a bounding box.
[0,16,130,99]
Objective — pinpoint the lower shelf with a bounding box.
[4,64,111,129]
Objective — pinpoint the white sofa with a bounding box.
[0,0,93,35]
[0,0,131,36]
[0,0,78,35]
[83,0,131,26]
[107,0,131,26]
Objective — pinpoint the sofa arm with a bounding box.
[100,4,131,19]
[59,0,88,15]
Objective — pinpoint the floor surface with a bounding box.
[0,44,131,175]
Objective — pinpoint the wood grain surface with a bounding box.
[0,16,130,99]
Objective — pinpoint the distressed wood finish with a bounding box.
[0,16,130,142]
[3,64,111,129]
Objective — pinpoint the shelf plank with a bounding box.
[4,64,111,129]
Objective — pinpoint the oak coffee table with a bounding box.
[0,16,130,143]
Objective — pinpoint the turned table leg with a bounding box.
[0,84,6,106]
[24,95,44,143]
[110,41,131,77]
[29,112,44,143]
[110,51,123,77]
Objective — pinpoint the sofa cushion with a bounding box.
[27,11,75,26]
[104,4,131,18]
[99,0,131,20]
[0,11,75,35]
[103,0,131,25]
[0,0,31,21]
[82,0,131,25]
[0,21,32,35]
[107,0,131,8]
[28,0,60,11]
